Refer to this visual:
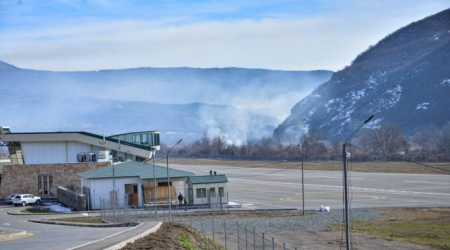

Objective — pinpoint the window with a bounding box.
[196,188,206,198]
[209,187,215,194]
[158,182,172,187]
[219,187,224,197]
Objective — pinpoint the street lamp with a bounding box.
[166,139,183,222]
[298,144,306,216]
[152,150,157,215]
[343,115,374,250]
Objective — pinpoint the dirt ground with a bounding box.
[121,223,223,250]
[169,158,450,175]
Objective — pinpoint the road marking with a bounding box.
[65,223,143,250]
[405,180,450,185]
[231,199,287,208]
[312,176,367,180]
[229,178,450,198]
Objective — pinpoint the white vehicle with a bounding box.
[5,194,17,204]
[12,194,41,206]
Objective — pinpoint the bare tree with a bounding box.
[367,122,405,161]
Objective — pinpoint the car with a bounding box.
[5,194,18,204]
[12,194,41,207]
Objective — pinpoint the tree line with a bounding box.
[162,122,450,162]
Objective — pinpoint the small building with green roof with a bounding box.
[78,161,195,209]
[187,171,228,206]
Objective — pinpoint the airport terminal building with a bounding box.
[0,126,160,199]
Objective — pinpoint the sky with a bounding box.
[0,0,449,71]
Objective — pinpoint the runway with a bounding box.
[172,164,450,210]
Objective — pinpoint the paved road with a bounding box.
[0,205,158,250]
[172,164,450,210]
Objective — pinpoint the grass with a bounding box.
[169,158,450,175]
[179,234,197,250]
[50,217,105,224]
[331,208,450,250]
[20,208,53,214]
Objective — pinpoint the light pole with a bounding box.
[343,115,374,250]
[166,139,183,222]
[153,150,157,215]
[300,144,306,216]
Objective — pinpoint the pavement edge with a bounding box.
[103,222,163,250]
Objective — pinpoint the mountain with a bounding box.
[0,62,332,144]
[274,9,450,142]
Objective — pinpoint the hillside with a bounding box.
[274,8,450,142]
[0,62,332,144]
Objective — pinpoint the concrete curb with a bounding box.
[7,210,96,216]
[28,219,140,228]
[103,222,163,250]
[0,229,28,241]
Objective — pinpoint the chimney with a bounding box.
[210,170,212,176]
[214,171,217,175]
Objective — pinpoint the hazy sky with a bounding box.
[0,0,449,71]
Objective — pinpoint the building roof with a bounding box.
[1,131,153,151]
[77,161,195,180]
[0,131,160,158]
[188,174,228,184]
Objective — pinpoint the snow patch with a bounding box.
[416,102,429,110]
[433,32,441,41]
[366,71,387,89]
[440,78,450,86]
[382,84,402,108]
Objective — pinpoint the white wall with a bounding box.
[22,142,66,164]
[22,141,106,164]
[83,177,142,210]
[191,183,228,205]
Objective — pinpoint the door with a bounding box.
[38,174,53,198]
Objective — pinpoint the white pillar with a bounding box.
[137,180,143,206]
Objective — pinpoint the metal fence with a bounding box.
[99,196,300,249]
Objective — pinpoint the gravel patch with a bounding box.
[188,208,381,236]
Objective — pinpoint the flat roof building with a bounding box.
[0,126,161,199]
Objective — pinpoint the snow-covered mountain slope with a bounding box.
[274,8,450,142]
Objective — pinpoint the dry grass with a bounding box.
[49,216,105,224]
[332,207,450,250]
[169,158,450,175]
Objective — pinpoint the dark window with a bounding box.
[158,182,172,187]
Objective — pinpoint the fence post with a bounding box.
[272,237,275,250]
[237,222,240,250]
[212,218,215,241]
[283,242,286,250]
[253,228,256,250]
[224,220,227,250]
[245,225,248,250]
[262,233,265,250]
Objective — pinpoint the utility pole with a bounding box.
[166,139,183,222]
[112,159,116,223]
[342,115,374,250]
[299,144,306,216]
[343,143,350,250]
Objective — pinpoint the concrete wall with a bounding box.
[57,187,86,211]
[0,162,109,199]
